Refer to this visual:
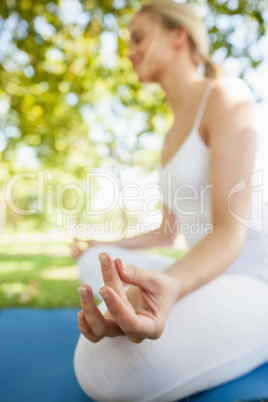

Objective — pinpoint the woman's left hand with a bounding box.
[77,253,179,343]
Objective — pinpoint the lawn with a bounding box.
[0,234,186,308]
[0,235,81,308]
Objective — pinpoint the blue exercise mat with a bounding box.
[0,308,89,402]
[0,308,267,402]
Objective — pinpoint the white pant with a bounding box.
[74,245,268,402]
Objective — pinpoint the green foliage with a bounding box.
[0,0,267,230]
[1,0,266,167]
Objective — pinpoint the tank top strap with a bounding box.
[192,80,218,132]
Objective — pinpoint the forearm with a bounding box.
[165,225,246,301]
[95,227,175,250]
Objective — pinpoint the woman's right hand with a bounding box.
[70,238,99,260]
[77,253,179,343]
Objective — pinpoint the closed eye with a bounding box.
[129,29,145,46]
[135,35,143,44]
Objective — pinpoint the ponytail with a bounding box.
[203,55,226,78]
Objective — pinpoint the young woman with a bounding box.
[72,1,268,400]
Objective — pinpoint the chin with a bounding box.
[134,66,150,83]
[134,63,161,84]
[139,76,151,84]
[137,71,157,84]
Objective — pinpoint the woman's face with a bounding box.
[128,12,176,83]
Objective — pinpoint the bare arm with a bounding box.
[71,203,178,258]
[99,203,178,249]
[165,77,257,300]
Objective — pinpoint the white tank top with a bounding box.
[158,80,268,282]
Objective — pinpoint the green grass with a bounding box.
[0,238,82,308]
[0,236,186,309]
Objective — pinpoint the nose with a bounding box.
[127,43,136,62]
[127,49,133,61]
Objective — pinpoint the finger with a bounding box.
[98,253,128,303]
[70,243,78,252]
[78,285,108,337]
[78,311,123,342]
[70,243,81,256]
[70,248,78,259]
[115,258,158,291]
[70,250,81,259]
[77,311,102,343]
[99,286,157,339]
[104,316,126,337]
[78,285,124,338]
[127,335,145,344]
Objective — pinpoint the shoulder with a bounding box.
[206,77,256,132]
[209,76,254,109]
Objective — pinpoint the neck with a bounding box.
[156,54,204,114]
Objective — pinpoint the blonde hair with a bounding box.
[137,0,225,78]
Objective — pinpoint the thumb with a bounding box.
[115,258,157,291]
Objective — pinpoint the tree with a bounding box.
[0,0,267,231]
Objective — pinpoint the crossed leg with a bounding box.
[74,245,268,402]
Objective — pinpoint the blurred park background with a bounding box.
[0,0,267,309]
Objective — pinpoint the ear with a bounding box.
[173,27,189,49]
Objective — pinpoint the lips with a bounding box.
[133,59,142,69]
